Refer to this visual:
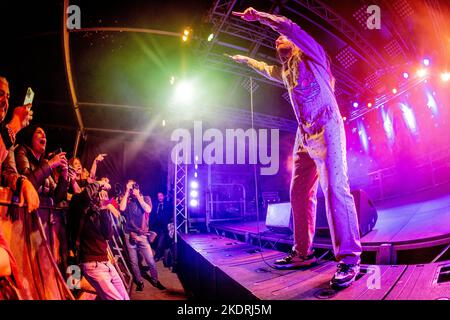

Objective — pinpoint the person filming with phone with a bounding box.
[120,179,165,292]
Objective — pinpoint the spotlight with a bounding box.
[207,33,214,42]
[423,58,430,67]
[162,119,166,127]
[392,88,398,94]
[174,81,194,105]
[368,102,373,108]
[170,76,175,85]
[417,68,428,77]
[189,199,198,207]
[342,116,347,121]
[441,72,450,82]
[190,190,198,198]
[182,27,192,42]
[353,102,359,108]
[402,72,409,79]
[190,180,199,189]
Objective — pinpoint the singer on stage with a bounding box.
[231,7,362,288]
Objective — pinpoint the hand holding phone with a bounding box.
[24,87,35,106]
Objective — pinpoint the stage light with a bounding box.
[190,180,199,189]
[423,58,430,66]
[162,119,166,127]
[170,76,175,85]
[182,28,192,42]
[403,72,409,79]
[353,102,359,108]
[417,68,428,77]
[190,190,198,198]
[194,172,198,178]
[207,33,214,42]
[174,81,194,105]
[368,102,373,108]
[342,116,347,121]
[441,72,450,82]
[189,199,198,207]
[392,88,398,94]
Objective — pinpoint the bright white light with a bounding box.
[162,119,166,127]
[353,102,359,108]
[174,81,194,105]
[417,68,428,78]
[400,103,417,134]
[423,58,430,66]
[207,33,214,42]
[426,91,438,116]
[190,190,198,198]
[190,180,199,189]
[194,172,198,178]
[170,76,175,85]
[403,72,409,79]
[189,199,198,207]
[194,164,198,170]
[441,72,450,82]
[381,107,394,142]
[392,88,397,94]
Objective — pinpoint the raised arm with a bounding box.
[89,153,107,180]
[230,54,283,83]
[233,8,326,65]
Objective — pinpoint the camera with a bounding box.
[132,183,139,190]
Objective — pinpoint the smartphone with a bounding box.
[24,87,35,105]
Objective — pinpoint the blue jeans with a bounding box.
[124,233,158,283]
[81,261,129,300]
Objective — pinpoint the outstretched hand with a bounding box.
[232,7,260,22]
[230,54,250,64]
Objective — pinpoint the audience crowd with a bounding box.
[0,76,173,300]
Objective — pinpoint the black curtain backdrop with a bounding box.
[80,133,169,200]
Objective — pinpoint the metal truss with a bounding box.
[286,0,389,69]
[199,0,366,97]
[349,76,429,121]
[174,156,188,243]
[200,105,298,133]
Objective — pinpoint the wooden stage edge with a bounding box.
[177,233,450,300]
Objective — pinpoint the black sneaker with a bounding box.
[136,281,144,292]
[330,263,360,289]
[150,279,166,290]
[274,250,317,268]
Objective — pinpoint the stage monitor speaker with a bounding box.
[265,202,293,234]
[316,189,378,237]
[266,190,377,237]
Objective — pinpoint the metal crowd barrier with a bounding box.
[0,187,132,300]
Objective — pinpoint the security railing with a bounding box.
[0,187,132,300]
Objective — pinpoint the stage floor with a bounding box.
[178,233,450,300]
[210,192,450,248]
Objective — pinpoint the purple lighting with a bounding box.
[190,180,199,189]
[189,199,198,207]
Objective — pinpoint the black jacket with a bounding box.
[68,182,113,263]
